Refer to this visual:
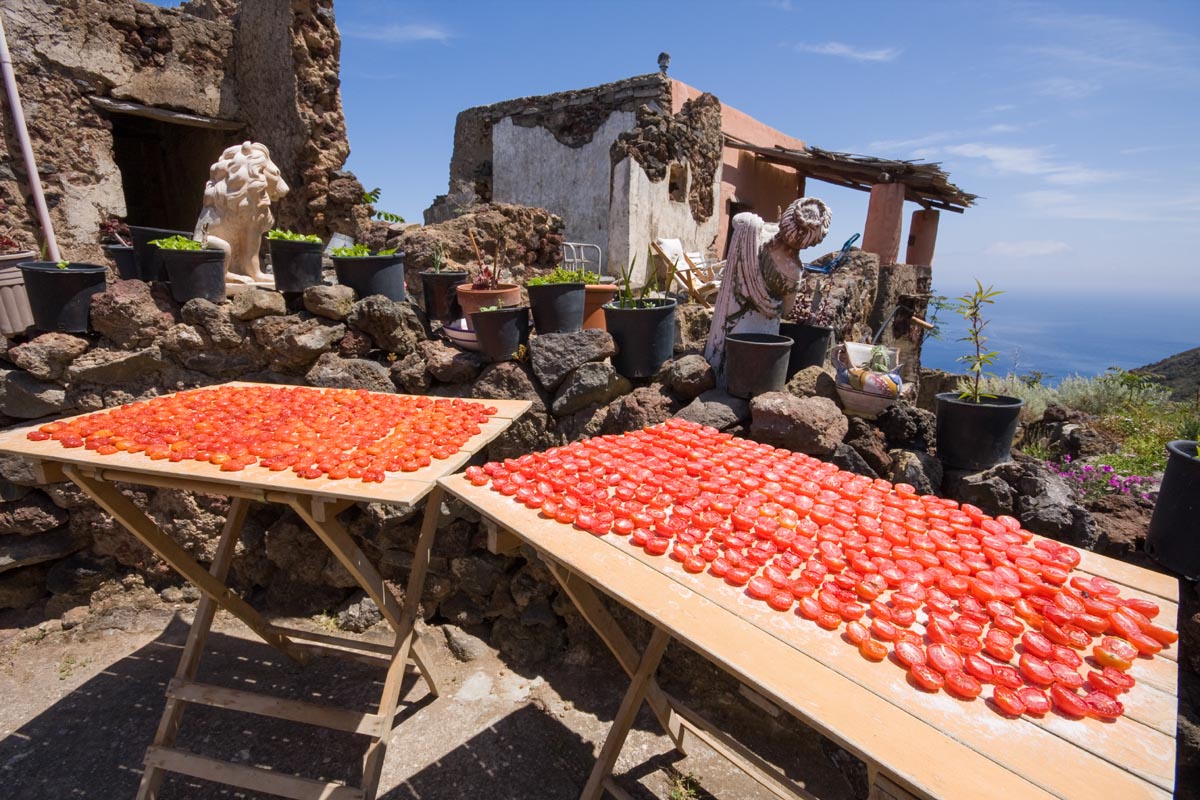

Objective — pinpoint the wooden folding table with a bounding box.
[0,383,530,800]
[443,473,1180,800]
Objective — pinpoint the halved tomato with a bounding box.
[991,686,1025,716]
[910,664,944,692]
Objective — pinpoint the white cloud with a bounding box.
[795,41,899,62]
[986,123,1021,134]
[342,23,450,43]
[985,240,1071,258]
[1022,190,1192,222]
[982,104,1017,114]
[1034,77,1100,99]
[938,143,1118,185]
[1024,12,1200,84]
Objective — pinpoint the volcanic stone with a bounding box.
[7,333,88,380]
[528,329,615,391]
[749,393,847,455]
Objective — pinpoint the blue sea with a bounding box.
[919,289,1200,383]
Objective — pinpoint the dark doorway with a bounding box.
[723,200,753,258]
[108,112,241,231]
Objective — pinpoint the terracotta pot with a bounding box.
[583,284,618,331]
[456,283,521,330]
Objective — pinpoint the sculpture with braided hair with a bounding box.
[704,197,832,380]
[194,141,290,285]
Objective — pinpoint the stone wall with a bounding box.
[0,0,366,265]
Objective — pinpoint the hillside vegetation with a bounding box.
[1137,346,1200,402]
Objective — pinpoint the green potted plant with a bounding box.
[129,223,191,281]
[527,266,587,334]
[0,229,35,335]
[266,229,325,293]
[1146,428,1200,577]
[99,217,137,280]
[934,280,1024,471]
[330,243,406,301]
[150,235,227,304]
[419,242,468,329]
[456,231,520,330]
[471,299,531,362]
[17,257,108,333]
[602,252,677,378]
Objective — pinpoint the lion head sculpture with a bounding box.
[194,141,289,285]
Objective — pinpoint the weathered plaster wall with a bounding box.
[491,111,635,268]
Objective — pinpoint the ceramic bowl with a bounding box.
[443,318,480,352]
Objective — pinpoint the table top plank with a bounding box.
[0,387,529,506]
[1075,548,1179,603]
[444,475,1176,800]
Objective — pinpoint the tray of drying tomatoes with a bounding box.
[24,384,499,484]
[466,418,1176,722]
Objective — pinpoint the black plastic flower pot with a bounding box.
[332,253,406,301]
[16,261,107,333]
[129,225,190,281]
[102,244,139,280]
[419,270,468,328]
[268,239,325,292]
[1146,440,1200,578]
[471,306,531,362]
[528,282,586,334]
[934,392,1025,471]
[603,298,677,379]
[159,248,228,304]
[779,321,833,378]
[725,333,794,399]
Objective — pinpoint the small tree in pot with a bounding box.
[935,280,1024,471]
[419,242,469,330]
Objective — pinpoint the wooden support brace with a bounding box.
[167,679,387,737]
[143,747,365,800]
[485,521,522,556]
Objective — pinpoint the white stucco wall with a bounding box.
[608,157,722,286]
[491,112,636,275]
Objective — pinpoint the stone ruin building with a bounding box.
[0,0,370,265]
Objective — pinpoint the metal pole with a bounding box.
[0,10,60,261]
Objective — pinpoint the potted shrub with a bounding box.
[267,229,325,293]
[456,231,520,330]
[1146,438,1200,577]
[471,301,530,362]
[129,224,191,281]
[151,235,227,304]
[527,266,587,334]
[330,243,406,301]
[0,229,35,335]
[419,243,468,329]
[603,254,677,379]
[99,217,137,280]
[17,258,107,333]
[935,280,1024,471]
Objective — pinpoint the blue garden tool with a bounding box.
[803,233,860,275]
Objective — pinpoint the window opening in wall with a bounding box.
[668,162,687,203]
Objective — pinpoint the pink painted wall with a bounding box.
[672,79,805,256]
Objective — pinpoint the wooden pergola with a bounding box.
[724,135,979,266]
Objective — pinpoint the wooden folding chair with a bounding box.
[651,238,718,307]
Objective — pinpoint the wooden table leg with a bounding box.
[581,626,672,800]
[64,467,310,665]
[546,560,687,755]
[136,497,250,800]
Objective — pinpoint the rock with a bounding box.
[46,552,116,595]
[0,454,39,485]
[749,393,847,455]
[785,365,838,401]
[510,562,554,608]
[0,479,31,502]
[601,386,679,434]
[676,388,748,431]
[0,564,48,609]
[335,593,382,633]
[305,352,395,393]
[181,298,244,348]
[229,288,287,320]
[7,333,88,380]
[876,402,937,451]
[1041,404,1080,424]
[915,368,961,412]
[66,346,163,385]
[2,370,69,418]
[91,280,175,348]
[439,591,486,627]
[485,414,563,462]
[888,449,943,495]
[558,402,609,442]
[666,354,716,400]
[303,284,356,320]
[1056,422,1119,460]
[491,614,565,666]
[346,296,426,355]
[942,470,1015,516]
[160,586,184,603]
[843,417,892,477]
[0,492,69,534]
[392,351,430,394]
[450,552,510,598]
[528,329,616,391]
[337,329,373,358]
[146,490,230,563]
[443,623,492,662]
[1088,493,1154,561]
[159,323,206,354]
[252,315,345,372]
[551,363,631,416]
[472,362,547,413]
[1013,463,1087,543]
[675,303,712,353]
[832,443,877,478]
[0,527,86,573]
[420,340,485,384]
